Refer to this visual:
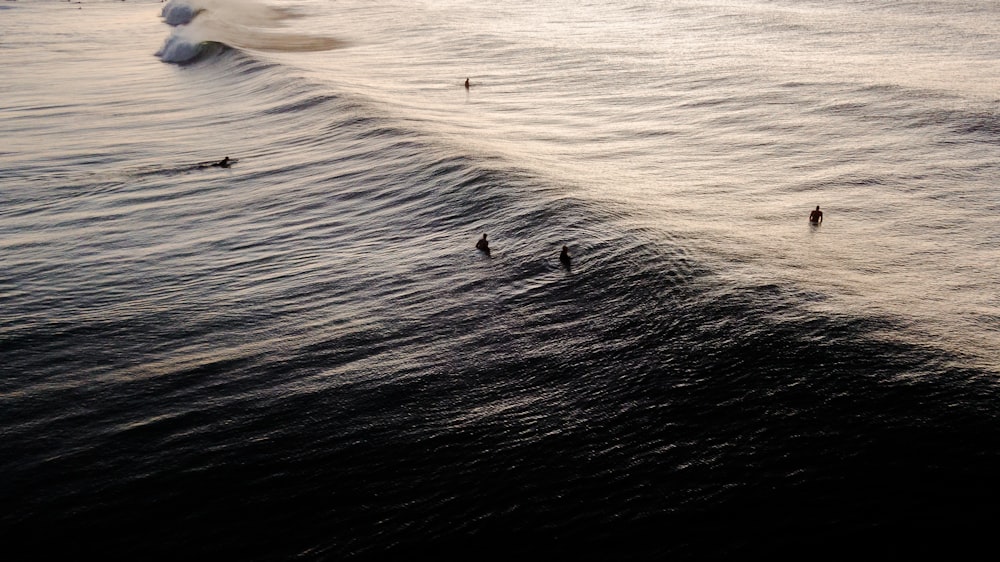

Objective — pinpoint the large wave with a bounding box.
[157,0,345,64]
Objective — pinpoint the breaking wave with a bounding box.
[157,0,345,64]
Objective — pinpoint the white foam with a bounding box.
[156,0,344,62]
[155,27,208,63]
[161,0,295,28]
[161,0,201,27]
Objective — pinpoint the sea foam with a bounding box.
[161,0,201,27]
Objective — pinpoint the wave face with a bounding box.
[3,0,1000,559]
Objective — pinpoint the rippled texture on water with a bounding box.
[2,0,1000,558]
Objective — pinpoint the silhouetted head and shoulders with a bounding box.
[476,233,490,255]
[464,78,470,89]
[559,245,571,267]
[809,205,823,224]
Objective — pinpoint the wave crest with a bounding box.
[161,1,202,26]
[161,0,297,27]
[155,32,225,64]
[157,0,345,64]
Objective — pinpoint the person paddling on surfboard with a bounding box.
[215,156,232,168]
[809,205,823,224]
[476,233,490,256]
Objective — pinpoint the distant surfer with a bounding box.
[476,233,490,256]
[809,205,823,224]
[464,78,470,89]
[559,245,571,268]
[215,156,232,168]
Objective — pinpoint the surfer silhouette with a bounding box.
[214,156,232,168]
[476,233,490,256]
[809,205,823,224]
[464,78,470,89]
[559,245,571,268]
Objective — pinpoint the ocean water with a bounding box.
[2,0,1000,558]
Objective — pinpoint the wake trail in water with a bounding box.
[157,0,346,64]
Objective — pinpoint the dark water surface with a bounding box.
[2,0,999,558]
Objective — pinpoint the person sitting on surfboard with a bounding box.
[464,78,470,89]
[559,245,571,267]
[476,233,490,255]
[809,205,823,224]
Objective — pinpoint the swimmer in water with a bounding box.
[809,205,823,224]
[464,78,470,89]
[559,245,571,267]
[476,233,490,255]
